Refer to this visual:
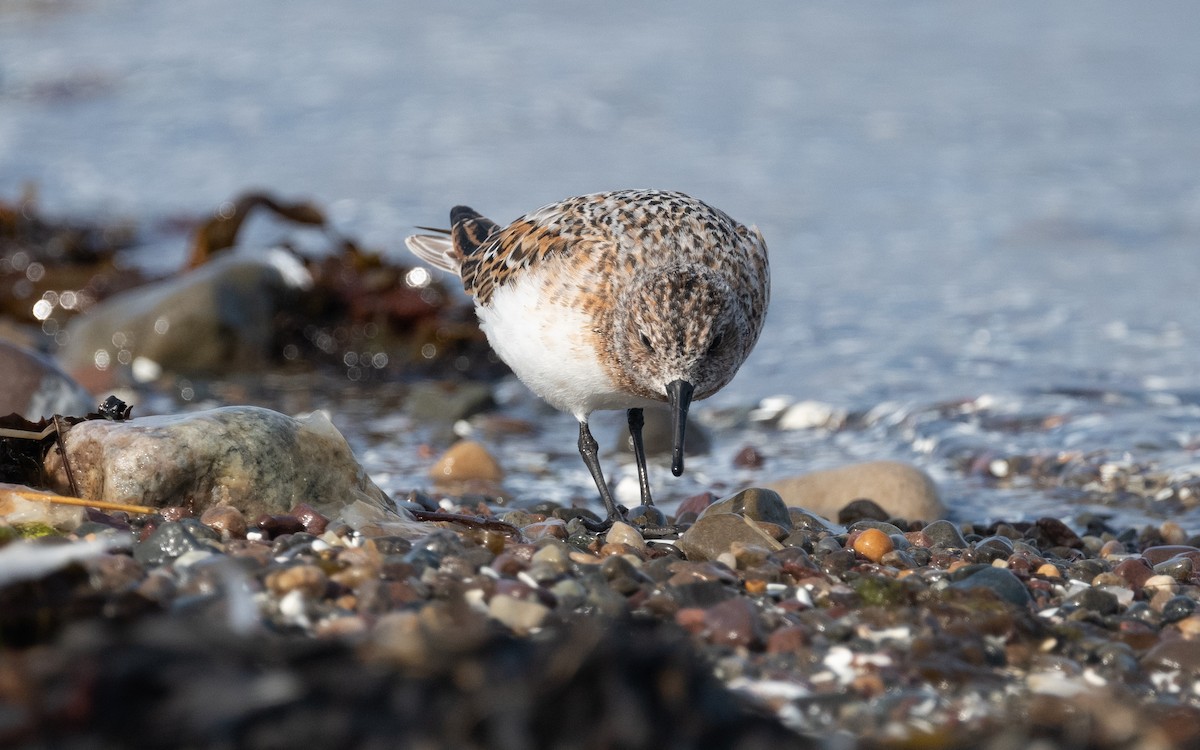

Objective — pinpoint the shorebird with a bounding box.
[406,189,769,523]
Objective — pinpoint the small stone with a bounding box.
[665,561,737,586]
[788,508,843,534]
[82,554,145,592]
[531,542,570,567]
[743,578,767,595]
[674,607,707,634]
[624,504,667,527]
[429,440,503,483]
[1143,574,1178,595]
[949,565,1031,607]
[677,513,783,562]
[922,519,967,549]
[729,542,774,569]
[1098,539,1127,558]
[1176,614,1200,638]
[837,498,889,524]
[1112,557,1153,589]
[256,514,306,539]
[266,564,328,598]
[1064,587,1119,615]
[1153,555,1194,583]
[703,597,761,649]
[1090,572,1126,588]
[549,578,586,609]
[605,521,647,551]
[289,503,329,535]
[675,492,716,520]
[852,528,894,563]
[732,445,764,469]
[488,593,549,635]
[973,535,1014,564]
[1161,595,1197,623]
[1160,521,1188,546]
[1142,545,1200,565]
[199,506,248,539]
[1149,587,1178,614]
[1141,638,1200,672]
[1033,517,1083,549]
[569,550,602,565]
[133,521,222,566]
[158,506,193,522]
[315,615,368,639]
[766,625,809,654]
[749,520,790,541]
[523,519,569,541]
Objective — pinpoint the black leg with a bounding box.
[579,420,622,521]
[626,408,655,507]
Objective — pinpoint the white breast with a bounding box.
[476,273,655,420]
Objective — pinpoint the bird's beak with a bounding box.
[667,379,694,477]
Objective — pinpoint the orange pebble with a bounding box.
[853,528,894,563]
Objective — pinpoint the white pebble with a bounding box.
[278,589,310,627]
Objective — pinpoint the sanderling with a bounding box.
[406,189,769,523]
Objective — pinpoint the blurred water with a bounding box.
[3,1,1199,528]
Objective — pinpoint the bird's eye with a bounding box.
[639,332,654,352]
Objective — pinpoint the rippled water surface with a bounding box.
[3,1,1199,529]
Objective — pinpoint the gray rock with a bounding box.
[699,487,792,531]
[922,519,968,549]
[624,504,667,527]
[677,513,783,562]
[1064,587,1120,616]
[1152,555,1193,582]
[0,341,93,418]
[788,507,844,534]
[43,405,390,519]
[134,520,223,566]
[973,535,1015,564]
[766,461,947,522]
[837,498,890,524]
[58,249,310,385]
[948,565,1031,607]
[1161,596,1196,623]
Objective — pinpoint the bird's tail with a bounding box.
[404,232,462,276]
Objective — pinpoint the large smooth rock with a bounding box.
[765,460,947,522]
[0,341,92,418]
[58,249,311,388]
[677,513,783,562]
[43,406,390,519]
[698,487,792,531]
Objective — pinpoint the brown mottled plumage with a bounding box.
[407,189,769,524]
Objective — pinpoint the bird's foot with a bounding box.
[580,514,616,533]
